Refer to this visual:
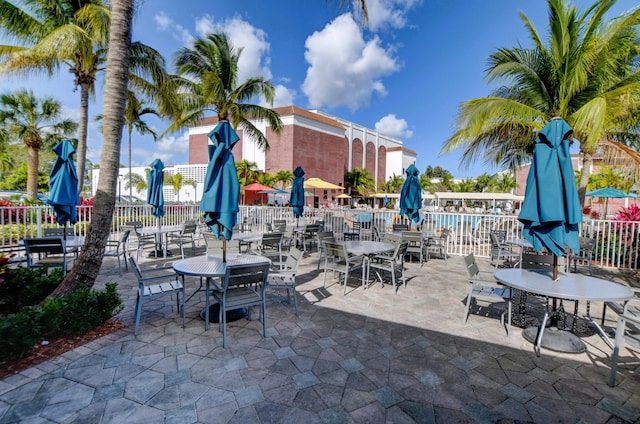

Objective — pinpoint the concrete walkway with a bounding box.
[1,246,639,423]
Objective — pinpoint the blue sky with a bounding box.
[2,0,638,178]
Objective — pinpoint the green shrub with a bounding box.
[0,283,122,361]
[0,267,64,313]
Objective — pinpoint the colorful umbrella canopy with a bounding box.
[242,183,277,192]
[335,193,351,199]
[518,118,581,273]
[304,177,344,190]
[200,121,240,242]
[290,166,305,218]
[400,164,422,226]
[48,140,80,227]
[147,159,165,218]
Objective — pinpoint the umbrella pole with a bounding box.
[553,255,558,281]
[219,224,226,262]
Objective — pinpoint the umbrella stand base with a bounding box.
[147,249,173,258]
[522,326,586,353]
[199,303,246,323]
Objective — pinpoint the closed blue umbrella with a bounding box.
[147,159,165,218]
[48,140,80,232]
[400,164,422,229]
[147,159,165,257]
[290,166,305,222]
[518,118,581,279]
[200,121,240,261]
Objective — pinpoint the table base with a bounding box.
[199,304,246,323]
[522,326,586,353]
[147,249,173,258]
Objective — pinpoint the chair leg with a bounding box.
[292,286,299,316]
[463,288,473,324]
[134,292,144,336]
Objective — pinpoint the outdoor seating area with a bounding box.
[2,228,640,423]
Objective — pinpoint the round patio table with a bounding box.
[173,254,271,329]
[494,268,633,355]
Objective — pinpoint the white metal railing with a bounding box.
[0,205,637,269]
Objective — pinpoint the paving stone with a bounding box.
[293,371,320,389]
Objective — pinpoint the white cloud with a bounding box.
[153,12,194,45]
[272,84,296,107]
[375,114,413,138]
[151,132,190,166]
[195,15,271,83]
[365,0,422,31]
[302,14,399,110]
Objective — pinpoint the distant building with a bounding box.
[188,106,415,205]
[92,106,416,205]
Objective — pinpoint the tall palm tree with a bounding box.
[0,89,77,200]
[0,0,170,195]
[165,172,184,203]
[168,32,283,148]
[50,0,368,296]
[97,90,159,200]
[49,0,133,298]
[441,0,640,206]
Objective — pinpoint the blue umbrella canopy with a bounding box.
[200,121,240,241]
[518,118,581,260]
[585,187,637,198]
[48,140,80,226]
[147,159,165,218]
[290,166,305,218]
[400,164,422,225]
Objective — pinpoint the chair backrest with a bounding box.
[284,246,303,272]
[24,238,65,256]
[372,226,381,241]
[393,241,410,260]
[124,221,144,229]
[43,227,75,237]
[118,229,131,245]
[393,224,409,232]
[490,230,507,245]
[324,241,347,261]
[382,232,402,245]
[461,254,480,280]
[261,232,283,246]
[129,256,145,283]
[181,222,197,235]
[317,231,335,246]
[578,237,596,255]
[223,262,270,291]
[401,231,423,245]
[203,233,240,254]
[520,252,555,269]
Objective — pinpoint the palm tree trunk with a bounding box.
[76,83,90,195]
[129,128,133,200]
[49,0,134,298]
[578,150,593,209]
[26,146,39,201]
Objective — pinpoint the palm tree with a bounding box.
[98,90,159,200]
[49,0,368,297]
[344,168,375,196]
[49,0,134,298]
[165,172,184,203]
[236,159,260,186]
[275,170,294,190]
[0,90,77,200]
[0,1,171,194]
[168,32,283,148]
[491,173,518,193]
[455,178,477,193]
[474,173,494,193]
[124,172,146,194]
[380,173,404,195]
[441,0,640,207]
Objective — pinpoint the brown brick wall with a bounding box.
[352,139,363,169]
[377,145,387,187]
[365,142,376,177]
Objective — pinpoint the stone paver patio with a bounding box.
[1,243,639,423]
